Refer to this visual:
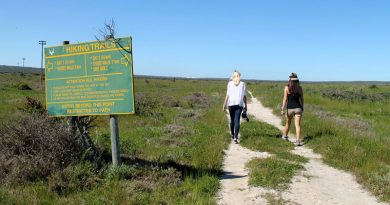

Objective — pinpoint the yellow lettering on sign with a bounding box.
[61,104,75,109]
[94,77,108,81]
[61,41,118,55]
[65,45,90,54]
[102,102,115,106]
[90,42,117,51]
[99,108,110,112]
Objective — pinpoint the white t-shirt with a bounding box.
[226,81,246,107]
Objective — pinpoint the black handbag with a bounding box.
[242,108,249,122]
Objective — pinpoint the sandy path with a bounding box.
[217,91,387,205]
[216,143,270,205]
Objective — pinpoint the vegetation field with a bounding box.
[1,69,389,204]
[0,71,230,204]
[248,81,390,202]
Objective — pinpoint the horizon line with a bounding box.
[1,65,389,83]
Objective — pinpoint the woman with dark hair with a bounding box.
[281,73,304,146]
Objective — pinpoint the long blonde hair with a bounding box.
[231,70,241,86]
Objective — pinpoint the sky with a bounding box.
[1,0,389,81]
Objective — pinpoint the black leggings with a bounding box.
[228,105,243,138]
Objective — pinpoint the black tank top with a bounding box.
[287,93,302,109]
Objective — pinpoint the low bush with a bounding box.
[135,92,163,117]
[368,84,378,89]
[161,95,180,107]
[183,92,211,108]
[17,96,45,114]
[13,82,31,90]
[0,114,85,184]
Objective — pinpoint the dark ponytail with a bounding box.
[288,79,300,94]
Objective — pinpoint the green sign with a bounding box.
[44,37,134,116]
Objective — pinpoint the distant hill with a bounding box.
[0,65,41,74]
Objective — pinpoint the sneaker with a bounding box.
[234,138,238,144]
[282,135,289,141]
[294,140,302,146]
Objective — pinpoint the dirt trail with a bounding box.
[216,142,270,205]
[217,91,387,205]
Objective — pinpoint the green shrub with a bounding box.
[135,92,163,117]
[13,82,31,90]
[48,162,101,195]
[368,84,378,89]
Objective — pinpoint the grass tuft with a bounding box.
[246,157,304,190]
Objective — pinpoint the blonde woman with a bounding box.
[281,73,304,146]
[222,71,247,144]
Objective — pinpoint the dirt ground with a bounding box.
[217,91,387,205]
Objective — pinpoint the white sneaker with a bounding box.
[294,140,302,146]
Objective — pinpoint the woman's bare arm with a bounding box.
[300,86,304,110]
[223,95,228,111]
[281,86,288,115]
